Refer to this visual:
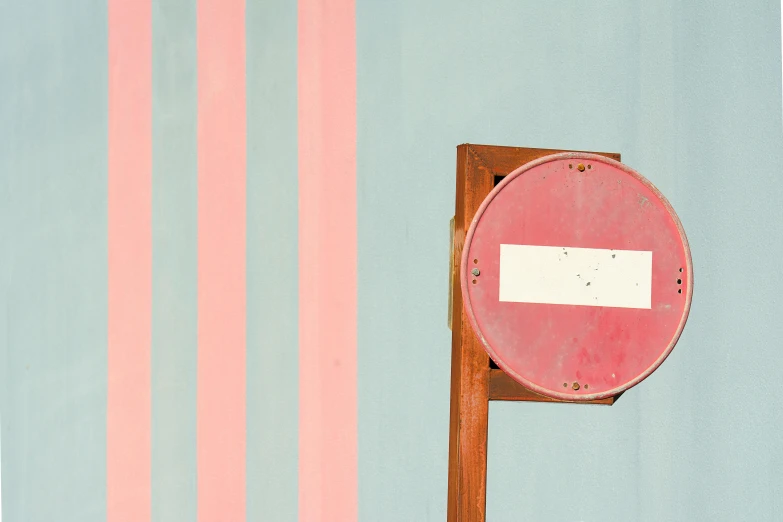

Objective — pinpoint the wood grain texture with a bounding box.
[446,144,622,522]
[488,370,618,404]
[465,143,621,179]
[447,145,495,522]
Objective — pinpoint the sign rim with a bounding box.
[460,152,694,401]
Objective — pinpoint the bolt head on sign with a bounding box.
[461,153,693,401]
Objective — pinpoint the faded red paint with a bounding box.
[196,0,246,518]
[107,0,151,519]
[461,153,693,401]
[298,0,357,520]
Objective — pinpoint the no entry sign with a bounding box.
[460,152,693,401]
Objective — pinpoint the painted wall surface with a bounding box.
[357,2,783,521]
[2,1,783,522]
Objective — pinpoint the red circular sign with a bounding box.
[461,153,693,401]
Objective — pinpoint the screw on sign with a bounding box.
[461,153,693,401]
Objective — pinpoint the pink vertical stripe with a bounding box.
[196,0,247,520]
[298,0,358,521]
[107,1,152,521]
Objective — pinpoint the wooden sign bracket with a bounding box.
[446,144,623,522]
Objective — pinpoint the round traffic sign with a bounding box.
[461,153,692,401]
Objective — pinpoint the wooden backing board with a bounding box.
[446,144,622,522]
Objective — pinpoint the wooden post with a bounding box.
[446,144,622,522]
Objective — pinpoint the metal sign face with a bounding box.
[461,153,693,401]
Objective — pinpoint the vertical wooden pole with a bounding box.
[446,145,495,522]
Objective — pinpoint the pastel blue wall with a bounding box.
[357,1,783,521]
[1,1,109,519]
[2,1,782,521]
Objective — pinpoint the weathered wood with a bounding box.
[446,144,622,522]
[488,369,618,404]
[447,145,495,522]
[467,143,621,179]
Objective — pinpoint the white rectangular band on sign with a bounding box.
[498,244,653,309]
